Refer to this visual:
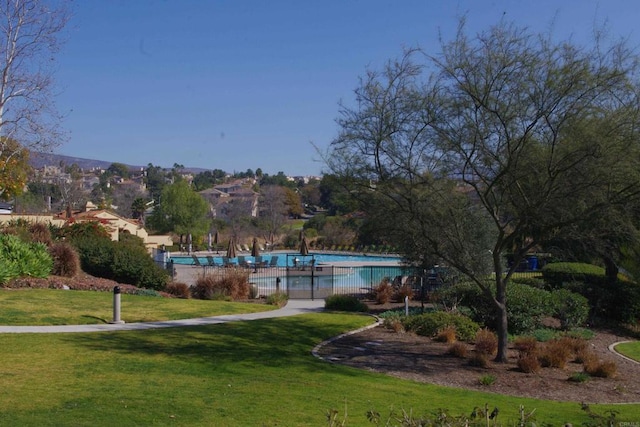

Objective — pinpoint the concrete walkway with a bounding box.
[0,299,326,334]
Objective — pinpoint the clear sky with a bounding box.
[54,0,640,176]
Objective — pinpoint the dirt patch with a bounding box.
[316,302,640,404]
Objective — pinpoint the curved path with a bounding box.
[0,299,326,334]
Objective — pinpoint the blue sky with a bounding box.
[54,1,640,176]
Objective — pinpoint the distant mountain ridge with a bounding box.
[28,152,209,174]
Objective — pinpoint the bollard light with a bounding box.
[110,286,125,324]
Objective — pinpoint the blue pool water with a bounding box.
[169,252,401,267]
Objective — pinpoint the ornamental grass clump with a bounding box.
[446,342,468,358]
[374,280,393,304]
[513,336,538,356]
[165,282,190,299]
[538,338,572,369]
[394,284,414,302]
[192,269,250,300]
[517,353,541,373]
[48,242,80,278]
[474,328,498,356]
[584,359,618,378]
[435,326,457,343]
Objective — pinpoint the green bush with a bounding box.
[541,262,607,288]
[542,262,640,324]
[0,234,52,284]
[70,233,169,290]
[402,311,479,341]
[438,281,553,335]
[551,288,589,329]
[325,295,368,312]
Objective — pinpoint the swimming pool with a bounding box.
[169,252,402,267]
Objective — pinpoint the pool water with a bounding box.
[170,252,401,267]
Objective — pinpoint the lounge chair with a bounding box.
[206,256,217,267]
[268,256,279,267]
[222,256,234,267]
[191,255,203,266]
[254,256,264,267]
[238,255,249,267]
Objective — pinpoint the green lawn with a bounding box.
[0,313,637,426]
[0,289,275,325]
[614,341,640,362]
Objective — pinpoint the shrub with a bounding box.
[531,328,558,342]
[325,295,369,312]
[446,342,468,358]
[584,359,618,378]
[474,328,498,356]
[517,353,541,373]
[435,326,457,343]
[438,281,553,334]
[266,291,288,307]
[513,336,538,356]
[374,280,393,304]
[48,242,80,278]
[165,282,190,299]
[402,311,479,342]
[551,288,589,330]
[0,234,52,284]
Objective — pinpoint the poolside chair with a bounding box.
[238,255,249,267]
[222,256,234,267]
[206,256,217,267]
[254,256,264,267]
[268,256,279,267]
[191,254,203,266]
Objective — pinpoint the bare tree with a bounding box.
[0,0,70,198]
[259,185,288,245]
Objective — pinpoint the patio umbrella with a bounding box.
[226,238,236,259]
[214,230,219,253]
[251,237,260,257]
[207,232,212,251]
[299,235,309,256]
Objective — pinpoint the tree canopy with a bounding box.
[327,20,640,361]
[147,180,209,239]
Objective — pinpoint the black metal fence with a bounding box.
[170,264,428,300]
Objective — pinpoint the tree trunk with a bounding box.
[494,277,509,363]
[603,255,618,286]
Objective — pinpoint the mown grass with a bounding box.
[615,340,640,362]
[0,288,274,325]
[0,313,637,426]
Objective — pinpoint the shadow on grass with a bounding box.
[80,315,108,324]
[62,313,370,372]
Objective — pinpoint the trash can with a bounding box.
[527,256,538,271]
